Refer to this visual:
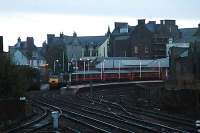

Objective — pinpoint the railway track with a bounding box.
[46,96,162,132]
[25,82,196,132]
[6,103,50,133]
[56,96,190,132]
[77,95,193,132]
[122,99,195,126]
[80,85,196,132]
[33,96,133,133]
[33,90,190,132]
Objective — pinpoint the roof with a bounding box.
[78,36,107,46]
[179,50,188,57]
[51,35,107,46]
[176,28,200,43]
[147,57,169,67]
[111,25,134,35]
[145,24,160,32]
[170,47,188,57]
[115,36,130,40]
[95,57,169,69]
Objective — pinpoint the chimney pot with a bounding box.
[138,19,145,25]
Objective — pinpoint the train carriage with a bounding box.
[71,69,164,82]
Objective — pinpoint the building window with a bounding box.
[145,47,149,54]
[134,46,138,54]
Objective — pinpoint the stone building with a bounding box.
[109,19,180,59]
[46,32,108,60]
[167,23,200,90]
[160,23,200,111]
[9,37,46,68]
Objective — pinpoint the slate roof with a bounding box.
[95,57,169,69]
[147,57,169,68]
[78,36,107,46]
[111,25,135,35]
[176,28,200,43]
[170,47,188,59]
[145,24,160,32]
[53,35,107,46]
[179,50,188,58]
[115,36,130,40]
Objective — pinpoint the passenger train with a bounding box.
[71,69,166,82]
[48,69,167,87]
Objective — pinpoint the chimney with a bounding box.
[0,36,3,53]
[73,32,77,37]
[148,21,156,24]
[161,20,176,25]
[160,20,164,25]
[18,37,21,43]
[47,34,55,44]
[138,19,145,25]
[60,32,64,38]
[27,37,34,45]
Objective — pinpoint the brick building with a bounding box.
[46,32,108,60]
[109,19,180,59]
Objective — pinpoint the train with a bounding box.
[48,69,167,87]
[71,69,166,82]
[48,75,62,88]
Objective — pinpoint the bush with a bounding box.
[0,54,39,98]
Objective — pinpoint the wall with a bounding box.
[0,36,3,52]
[98,38,109,57]
[12,50,29,65]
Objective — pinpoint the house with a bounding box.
[167,42,200,90]
[97,37,110,58]
[9,37,46,68]
[166,39,189,56]
[46,32,108,60]
[166,23,200,86]
[109,19,180,59]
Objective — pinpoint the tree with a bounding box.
[44,44,67,73]
[0,54,39,98]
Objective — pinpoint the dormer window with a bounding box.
[120,27,128,33]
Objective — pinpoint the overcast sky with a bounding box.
[1,0,200,51]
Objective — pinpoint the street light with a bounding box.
[54,60,59,73]
[118,60,121,79]
[80,58,86,80]
[83,60,86,80]
[87,58,90,71]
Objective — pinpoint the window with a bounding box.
[145,47,149,54]
[134,46,138,54]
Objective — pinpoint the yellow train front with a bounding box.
[48,75,62,89]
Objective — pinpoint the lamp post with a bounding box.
[103,59,105,71]
[80,59,85,79]
[83,60,86,80]
[118,60,121,79]
[139,60,142,79]
[62,51,65,72]
[54,60,59,73]
[101,62,103,80]
[158,61,161,79]
[87,58,90,71]
[67,62,70,72]
[76,60,78,81]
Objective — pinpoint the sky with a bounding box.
[0,0,200,51]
